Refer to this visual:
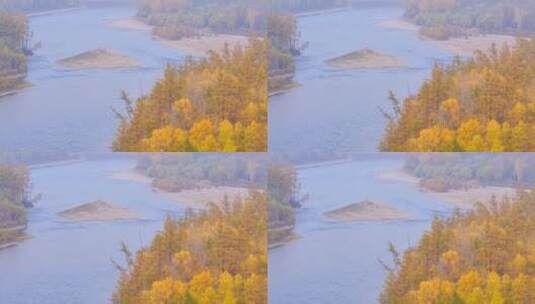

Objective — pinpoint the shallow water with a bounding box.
[0,6,185,160]
[269,5,454,159]
[0,157,186,304]
[268,156,455,303]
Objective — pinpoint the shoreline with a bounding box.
[158,186,250,208]
[378,169,517,209]
[295,7,346,18]
[377,18,518,56]
[109,168,250,208]
[27,7,82,18]
[109,17,249,56]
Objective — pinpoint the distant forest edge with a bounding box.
[405,0,535,40]
[381,39,535,152]
[404,154,535,193]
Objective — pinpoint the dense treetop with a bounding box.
[113,39,267,152]
[381,190,535,304]
[113,192,267,304]
[381,39,535,152]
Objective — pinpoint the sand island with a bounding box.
[326,48,406,69]
[325,200,408,222]
[57,200,140,221]
[58,48,141,69]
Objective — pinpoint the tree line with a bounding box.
[405,0,535,40]
[0,11,29,93]
[267,163,303,245]
[381,189,535,303]
[113,191,267,304]
[404,154,535,192]
[113,39,267,152]
[0,164,32,246]
[381,39,535,152]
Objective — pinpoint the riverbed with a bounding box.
[268,155,455,303]
[268,4,453,160]
[0,157,186,303]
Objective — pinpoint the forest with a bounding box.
[113,39,267,152]
[0,164,31,247]
[405,0,535,40]
[112,191,267,304]
[381,189,535,303]
[381,39,535,152]
[0,11,29,93]
[404,154,535,192]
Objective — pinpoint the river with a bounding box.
[0,5,185,162]
[269,3,453,160]
[0,156,186,304]
[268,155,455,303]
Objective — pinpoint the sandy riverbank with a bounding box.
[160,35,249,56]
[378,169,517,209]
[326,48,407,69]
[110,168,250,208]
[110,168,152,184]
[159,186,250,208]
[58,200,141,221]
[58,48,142,69]
[110,17,249,56]
[325,200,409,221]
[0,81,32,99]
[109,17,152,31]
[431,186,517,209]
[377,18,518,56]
[433,35,517,57]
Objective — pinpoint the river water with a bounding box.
[0,157,186,304]
[268,155,455,303]
[0,5,185,161]
[269,4,453,160]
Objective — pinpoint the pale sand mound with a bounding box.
[110,169,152,184]
[161,34,249,56]
[159,186,250,208]
[57,200,141,221]
[377,19,420,31]
[434,34,518,56]
[325,48,407,69]
[431,186,517,209]
[110,17,152,31]
[58,48,141,69]
[325,200,409,222]
[378,169,420,185]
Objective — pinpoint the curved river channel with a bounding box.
[269,3,454,159]
[268,155,456,303]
